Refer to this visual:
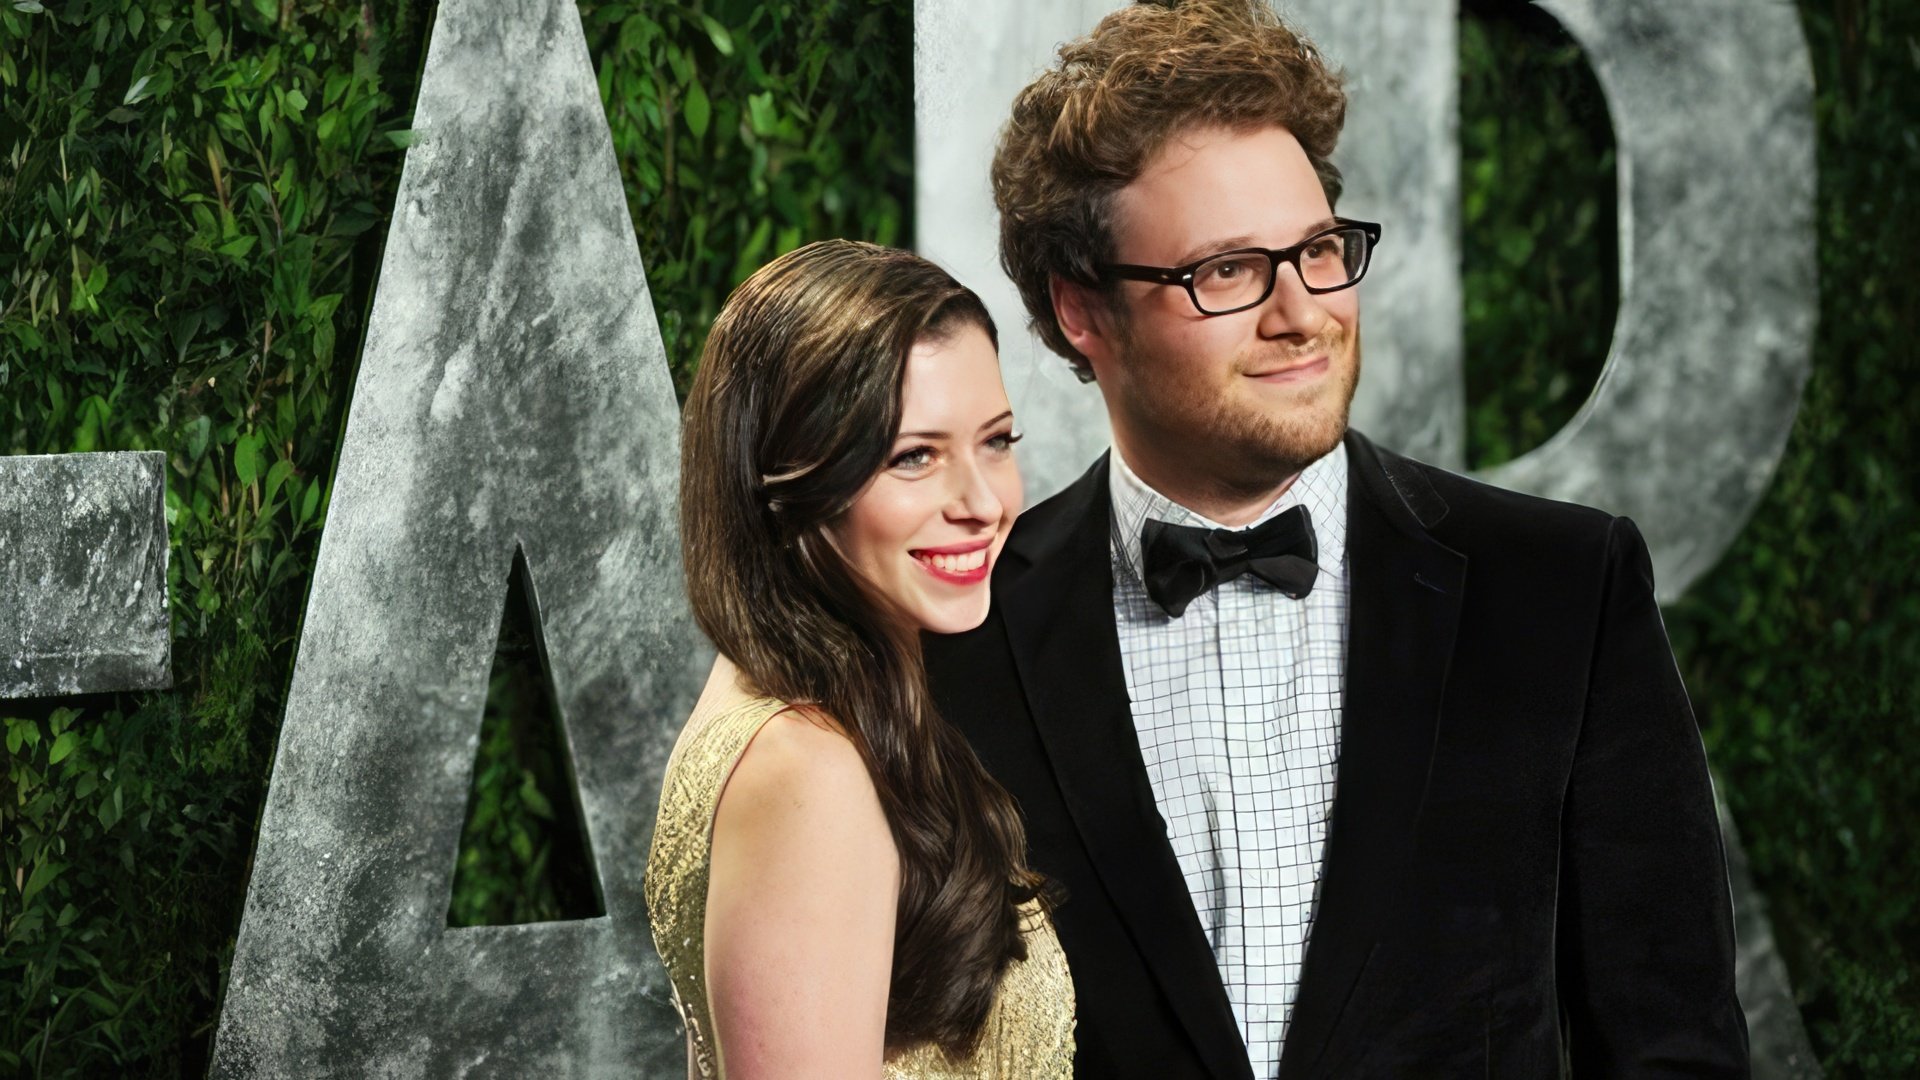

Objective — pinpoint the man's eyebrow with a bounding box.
[1173,235,1257,267]
[1171,217,1340,267]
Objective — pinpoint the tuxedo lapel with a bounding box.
[1278,430,1467,1078]
[998,455,1255,1080]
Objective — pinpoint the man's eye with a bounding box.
[1196,255,1265,291]
[890,446,935,470]
[1303,238,1343,260]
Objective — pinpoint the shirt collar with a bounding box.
[1109,439,1350,586]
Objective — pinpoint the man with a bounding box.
[923,1,1749,1076]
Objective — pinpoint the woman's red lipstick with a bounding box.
[909,539,993,585]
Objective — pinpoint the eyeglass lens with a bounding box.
[1190,227,1371,313]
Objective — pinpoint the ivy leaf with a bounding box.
[747,92,777,137]
[263,459,296,509]
[234,432,261,487]
[49,731,79,764]
[519,773,555,820]
[70,395,104,452]
[186,415,212,462]
[700,15,734,57]
[683,77,711,138]
[21,861,64,907]
[314,319,336,365]
[729,217,773,285]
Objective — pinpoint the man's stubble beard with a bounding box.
[1114,319,1361,503]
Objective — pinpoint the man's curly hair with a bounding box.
[991,0,1348,380]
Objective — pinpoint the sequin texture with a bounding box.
[644,697,1075,1078]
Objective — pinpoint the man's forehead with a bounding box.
[1131,122,1309,181]
[1111,123,1335,259]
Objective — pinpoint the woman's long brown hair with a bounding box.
[678,239,1046,1057]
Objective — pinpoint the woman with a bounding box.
[645,239,1074,1078]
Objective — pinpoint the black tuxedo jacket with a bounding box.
[925,429,1748,1078]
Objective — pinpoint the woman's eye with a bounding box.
[986,430,1024,453]
[890,446,935,470]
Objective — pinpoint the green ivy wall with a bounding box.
[0,0,1911,1075]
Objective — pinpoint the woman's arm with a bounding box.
[704,709,900,1079]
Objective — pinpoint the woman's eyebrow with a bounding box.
[897,410,1015,440]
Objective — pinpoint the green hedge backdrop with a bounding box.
[1,0,1912,1075]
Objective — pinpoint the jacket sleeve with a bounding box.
[1557,515,1750,1076]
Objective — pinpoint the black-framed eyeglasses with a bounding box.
[1097,219,1383,316]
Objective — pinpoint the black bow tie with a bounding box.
[1139,505,1319,618]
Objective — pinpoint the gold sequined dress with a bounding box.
[644,696,1075,1079]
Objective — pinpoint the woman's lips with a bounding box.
[910,540,992,584]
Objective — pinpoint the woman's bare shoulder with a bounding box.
[716,705,886,854]
[704,704,897,1076]
[692,648,893,886]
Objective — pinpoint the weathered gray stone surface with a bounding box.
[0,451,170,698]
[209,0,705,1075]
[915,0,1128,510]
[1287,0,1465,470]
[1481,0,1818,605]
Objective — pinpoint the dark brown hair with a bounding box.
[679,238,1044,1057]
[992,0,1348,378]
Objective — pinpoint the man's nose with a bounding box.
[1257,263,1332,340]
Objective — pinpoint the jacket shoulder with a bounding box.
[999,453,1110,579]
[1372,441,1619,569]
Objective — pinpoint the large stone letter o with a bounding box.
[916,0,1817,603]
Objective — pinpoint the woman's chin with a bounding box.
[914,596,993,637]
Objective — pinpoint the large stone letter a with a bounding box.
[210,0,701,1073]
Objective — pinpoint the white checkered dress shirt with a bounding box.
[1107,443,1351,1079]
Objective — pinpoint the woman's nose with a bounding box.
[948,454,1004,525]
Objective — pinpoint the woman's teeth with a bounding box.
[918,548,987,573]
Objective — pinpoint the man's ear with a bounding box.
[1050,273,1115,370]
